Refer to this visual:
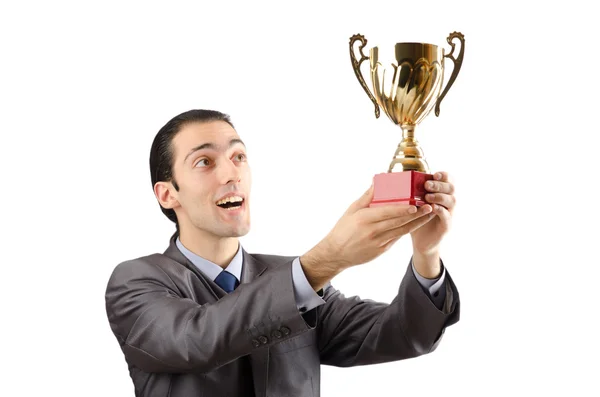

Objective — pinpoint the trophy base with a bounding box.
[369,171,434,208]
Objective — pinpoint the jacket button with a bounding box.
[271,330,283,339]
[280,326,290,336]
[252,339,261,348]
[258,335,268,344]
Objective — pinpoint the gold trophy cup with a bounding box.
[349,32,465,207]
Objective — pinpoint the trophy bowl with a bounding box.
[349,32,465,206]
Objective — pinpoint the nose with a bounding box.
[218,158,241,185]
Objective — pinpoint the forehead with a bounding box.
[172,121,240,155]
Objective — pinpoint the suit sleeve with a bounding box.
[316,262,460,367]
[105,257,312,374]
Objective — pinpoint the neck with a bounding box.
[178,226,240,269]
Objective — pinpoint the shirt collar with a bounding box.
[175,236,243,282]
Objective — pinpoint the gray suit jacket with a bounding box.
[105,233,460,396]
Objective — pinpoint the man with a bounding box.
[105,109,460,396]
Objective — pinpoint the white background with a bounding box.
[1,0,599,396]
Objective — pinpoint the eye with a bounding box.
[235,153,247,162]
[195,158,211,167]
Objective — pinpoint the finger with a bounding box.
[371,204,433,233]
[346,182,375,214]
[418,204,452,235]
[377,213,437,246]
[359,202,421,223]
[433,171,452,183]
[425,179,455,195]
[424,192,456,212]
[432,204,452,229]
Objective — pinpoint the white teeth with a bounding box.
[216,196,244,206]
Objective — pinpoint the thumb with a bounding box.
[347,181,375,213]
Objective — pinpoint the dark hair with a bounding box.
[149,109,234,227]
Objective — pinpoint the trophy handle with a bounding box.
[349,34,380,118]
[435,31,465,117]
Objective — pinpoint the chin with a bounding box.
[219,223,250,238]
[235,230,250,238]
[234,225,251,237]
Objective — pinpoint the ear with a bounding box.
[154,181,180,210]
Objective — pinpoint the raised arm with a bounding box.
[316,260,459,367]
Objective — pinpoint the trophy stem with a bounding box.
[387,125,430,173]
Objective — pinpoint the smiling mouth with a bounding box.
[216,196,244,210]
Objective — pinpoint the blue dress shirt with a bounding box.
[176,237,446,313]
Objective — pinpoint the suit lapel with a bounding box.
[241,250,270,397]
[163,232,222,301]
[240,249,268,284]
[164,233,270,397]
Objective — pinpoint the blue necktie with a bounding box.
[214,270,239,293]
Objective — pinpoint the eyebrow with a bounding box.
[184,138,246,163]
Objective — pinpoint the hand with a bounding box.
[300,182,436,288]
[410,171,456,258]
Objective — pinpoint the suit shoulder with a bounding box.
[107,252,179,287]
[247,252,298,269]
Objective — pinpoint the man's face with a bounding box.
[168,120,251,238]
